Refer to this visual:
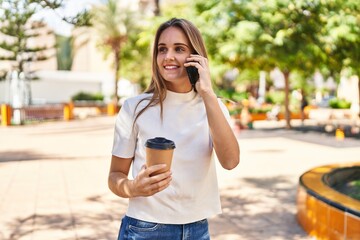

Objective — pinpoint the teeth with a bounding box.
[165,66,177,69]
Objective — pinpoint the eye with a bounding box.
[175,47,185,52]
[158,47,167,53]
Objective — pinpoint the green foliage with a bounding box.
[196,0,331,76]
[191,0,360,128]
[249,106,272,114]
[265,91,284,104]
[71,92,104,101]
[0,0,90,78]
[195,0,359,83]
[90,0,140,103]
[216,88,249,103]
[228,108,241,116]
[56,35,73,70]
[120,21,153,90]
[328,98,351,109]
[62,9,92,27]
[320,0,360,76]
[236,69,261,86]
[0,1,51,74]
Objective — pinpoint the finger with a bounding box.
[189,54,207,64]
[137,164,147,177]
[189,54,203,59]
[146,164,167,175]
[186,55,201,62]
[184,61,200,68]
[150,177,172,194]
[149,170,172,182]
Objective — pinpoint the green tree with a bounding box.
[56,35,73,70]
[154,0,161,16]
[90,0,138,105]
[0,1,55,78]
[321,0,360,105]
[120,22,152,91]
[195,0,343,129]
[55,29,89,71]
[0,0,91,79]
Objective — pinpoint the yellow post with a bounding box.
[107,103,117,116]
[63,103,74,121]
[1,104,12,126]
[335,128,345,141]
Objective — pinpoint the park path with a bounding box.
[0,116,359,240]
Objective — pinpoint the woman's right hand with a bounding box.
[130,164,172,197]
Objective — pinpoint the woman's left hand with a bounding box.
[184,54,215,99]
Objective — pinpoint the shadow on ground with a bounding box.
[210,176,310,240]
[3,176,310,240]
[0,150,106,163]
[2,194,127,240]
[29,124,114,135]
[0,150,53,162]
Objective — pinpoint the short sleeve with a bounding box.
[111,100,138,158]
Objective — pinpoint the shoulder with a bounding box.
[118,93,153,117]
[122,93,153,108]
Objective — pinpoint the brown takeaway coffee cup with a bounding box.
[145,137,176,176]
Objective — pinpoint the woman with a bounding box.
[109,18,240,239]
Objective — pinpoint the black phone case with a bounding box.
[186,66,199,87]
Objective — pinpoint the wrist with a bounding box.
[126,179,136,198]
[200,90,217,102]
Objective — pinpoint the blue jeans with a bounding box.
[118,215,210,240]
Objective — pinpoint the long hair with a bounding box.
[133,18,208,123]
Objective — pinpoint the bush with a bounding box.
[229,108,242,116]
[265,91,284,104]
[71,92,104,101]
[216,89,249,102]
[249,106,272,114]
[329,98,351,109]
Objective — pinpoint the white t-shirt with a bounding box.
[112,90,231,224]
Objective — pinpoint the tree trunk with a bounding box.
[154,0,161,16]
[283,71,291,129]
[114,49,121,106]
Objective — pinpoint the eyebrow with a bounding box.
[158,43,189,48]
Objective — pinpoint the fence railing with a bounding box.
[23,104,64,121]
[0,102,118,126]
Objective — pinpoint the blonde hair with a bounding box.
[134,18,208,123]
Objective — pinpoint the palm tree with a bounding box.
[91,0,136,105]
[154,0,161,16]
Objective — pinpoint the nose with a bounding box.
[165,55,175,61]
[165,51,175,61]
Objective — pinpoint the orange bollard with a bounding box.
[335,128,345,141]
[63,103,74,121]
[1,104,12,126]
[107,103,117,116]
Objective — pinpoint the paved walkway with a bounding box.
[0,116,359,240]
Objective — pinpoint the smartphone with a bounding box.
[186,64,199,90]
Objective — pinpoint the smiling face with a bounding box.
[156,27,193,93]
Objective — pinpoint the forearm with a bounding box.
[108,172,134,198]
[203,93,240,170]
